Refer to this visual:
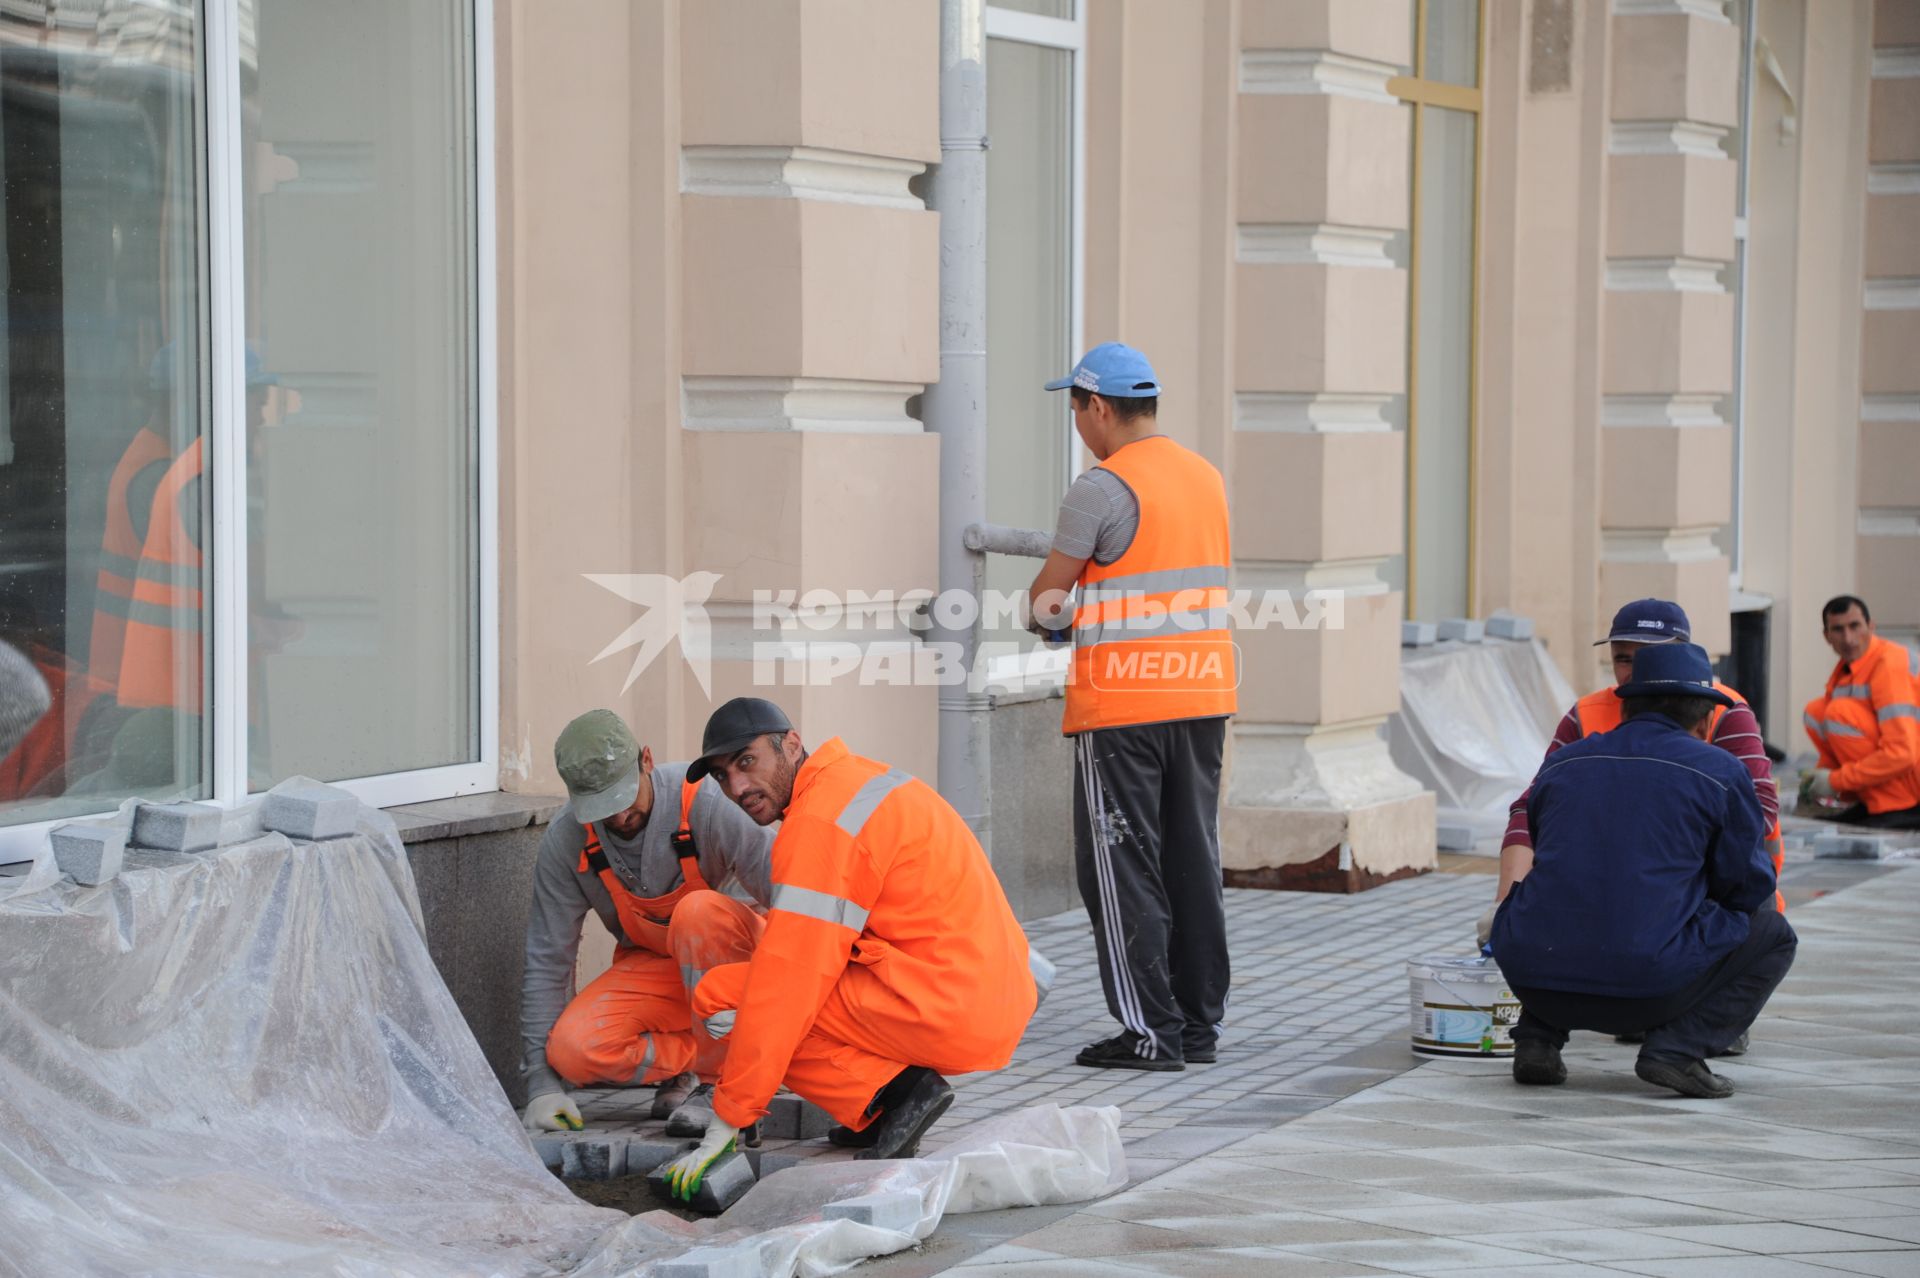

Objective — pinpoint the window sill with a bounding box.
[384,791,566,845]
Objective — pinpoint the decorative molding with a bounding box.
[1238,49,1399,103]
[1234,392,1397,433]
[1872,47,1920,79]
[680,377,923,433]
[680,146,925,210]
[1864,278,1920,311]
[1601,393,1726,427]
[1612,0,1730,20]
[1605,256,1728,292]
[1858,508,1920,537]
[1863,394,1920,422]
[1868,164,1920,196]
[1608,120,1730,158]
[1233,557,1390,597]
[1235,223,1400,268]
[1600,527,1723,562]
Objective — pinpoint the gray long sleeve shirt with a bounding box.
[520,762,774,1099]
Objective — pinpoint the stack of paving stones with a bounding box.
[536,1090,842,1182]
[537,875,1496,1187]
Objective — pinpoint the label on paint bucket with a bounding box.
[1408,954,1522,1058]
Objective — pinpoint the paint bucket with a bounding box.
[1408,954,1521,1058]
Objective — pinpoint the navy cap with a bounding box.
[1614,643,1733,707]
[686,697,794,781]
[1595,598,1691,646]
[1043,342,1161,399]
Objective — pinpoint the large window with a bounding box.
[982,3,1081,664]
[0,0,491,845]
[1389,0,1483,623]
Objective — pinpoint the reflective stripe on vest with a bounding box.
[118,438,204,710]
[1064,436,1237,735]
[1878,703,1918,723]
[770,766,911,933]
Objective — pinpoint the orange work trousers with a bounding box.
[691,960,941,1132]
[546,890,763,1088]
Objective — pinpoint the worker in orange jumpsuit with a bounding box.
[663,698,1035,1199]
[519,710,774,1135]
[1802,595,1920,829]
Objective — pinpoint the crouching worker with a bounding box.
[663,698,1036,1198]
[519,710,774,1134]
[1491,644,1796,1100]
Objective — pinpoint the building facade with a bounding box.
[1,0,1912,921]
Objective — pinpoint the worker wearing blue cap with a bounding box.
[1491,642,1795,1099]
[1027,342,1237,1073]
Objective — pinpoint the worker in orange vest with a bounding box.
[662,698,1035,1200]
[1802,595,1920,829]
[520,710,774,1136]
[116,348,280,713]
[1494,599,1784,922]
[1026,342,1237,1073]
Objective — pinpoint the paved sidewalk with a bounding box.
[883,859,1920,1276]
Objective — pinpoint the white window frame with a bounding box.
[0,0,497,862]
[984,3,1086,502]
[1727,0,1756,587]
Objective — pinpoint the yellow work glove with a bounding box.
[521,1091,584,1133]
[664,1117,738,1201]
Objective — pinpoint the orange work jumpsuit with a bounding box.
[1064,435,1237,735]
[90,426,173,693]
[1570,683,1786,913]
[1803,635,1920,815]
[695,739,1036,1133]
[544,779,765,1088]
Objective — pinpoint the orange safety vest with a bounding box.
[1064,436,1237,735]
[90,427,173,692]
[1803,635,1920,814]
[578,778,709,955]
[712,737,1034,1129]
[1572,681,1785,913]
[118,438,204,710]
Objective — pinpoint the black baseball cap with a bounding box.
[686,697,794,781]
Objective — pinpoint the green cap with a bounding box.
[554,709,641,824]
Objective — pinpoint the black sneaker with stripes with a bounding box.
[1075,1031,1184,1072]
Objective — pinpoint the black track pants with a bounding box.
[1072,717,1230,1061]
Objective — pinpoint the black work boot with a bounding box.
[1512,1038,1567,1086]
[827,1123,880,1149]
[1635,1055,1734,1099]
[853,1066,954,1161]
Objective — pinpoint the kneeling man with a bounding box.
[665,698,1035,1196]
[1492,644,1796,1099]
[520,710,773,1133]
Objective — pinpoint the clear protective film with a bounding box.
[0,795,1124,1276]
[1386,637,1577,844]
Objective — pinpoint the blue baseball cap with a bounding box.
[1596,598,1691,646]
[1043,342,1161,399]
[1614,642,1733,707]
[147,342,278,391]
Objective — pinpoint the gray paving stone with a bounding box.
[131,801,222,852]
[261,780,360,840]
[51,822,125,886]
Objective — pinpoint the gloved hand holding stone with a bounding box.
[1806,768,1835,802]
[664,1116,738,1201]
[521,1090,583,1133]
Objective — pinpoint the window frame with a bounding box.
[1388,0,1486,623]
[0,0,497,860]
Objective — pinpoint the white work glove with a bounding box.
[1475,903,1498,950]
[521,1090,583,1133]
[1806,768,1835,801]
[664,1116,739,1202]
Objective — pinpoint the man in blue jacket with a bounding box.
[1491,642,1796,1099]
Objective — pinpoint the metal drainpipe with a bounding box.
[925,0,991,850]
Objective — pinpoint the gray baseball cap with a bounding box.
[555,709,641,824]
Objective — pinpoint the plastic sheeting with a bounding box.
[0,797,1125,1276]
[1387,637,1576,846]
